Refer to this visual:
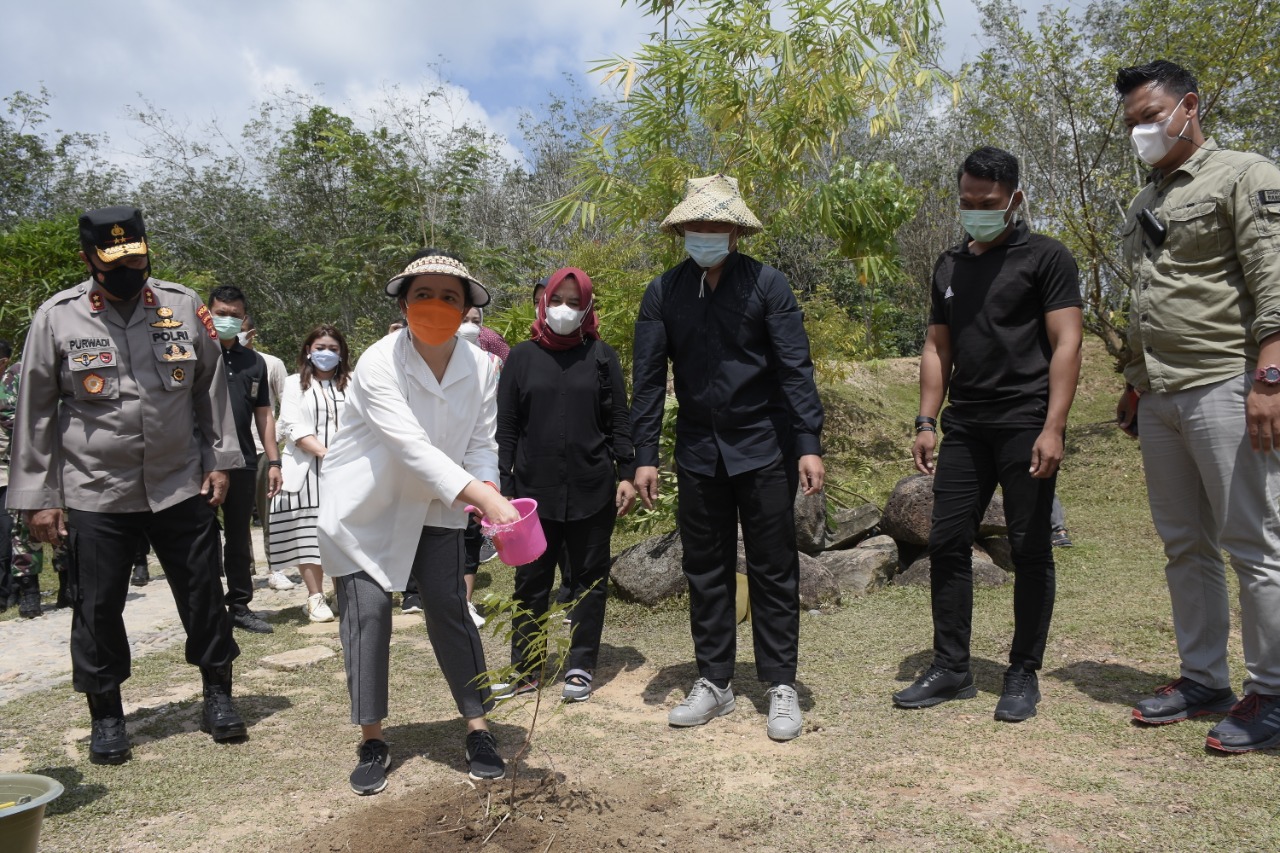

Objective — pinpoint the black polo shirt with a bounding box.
[631,253,825,477]
[928,221,1082,429]
[219,341,271,469]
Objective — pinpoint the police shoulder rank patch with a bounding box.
[1260,190,1280,205]
[196,304,217,339]
[83,373,105,395]
[142,288,158,307]
[171,367,186,383]
[88,291,105,313]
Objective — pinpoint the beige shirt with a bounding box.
[7,278,243,513]
[1123,140,1280,392]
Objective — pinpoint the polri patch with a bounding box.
[82,373,105,395]
[1260,190,1280,205]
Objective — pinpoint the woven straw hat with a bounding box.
[660,174,763,235]
[385,254,491,307]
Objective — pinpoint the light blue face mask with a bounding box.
[212,315,243,341]
[959,193,1019,243]
[309,349,341,372]
[684,231,732,269]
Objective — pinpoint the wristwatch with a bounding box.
[268,459,283,468]
[1254,365,1280,386]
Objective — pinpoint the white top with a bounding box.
[277,373,346,493]
[318,330,499,591]
[251,350,288,453]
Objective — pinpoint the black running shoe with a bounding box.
[994,668,1040,722]
[1132,677,1236,725]
[1206,693,1280,753]
[350,739,391,795]
[465,730,506,780]
[892,665,976,709]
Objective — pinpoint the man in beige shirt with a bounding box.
[7,206,248,765]
[1115,61,1280,753]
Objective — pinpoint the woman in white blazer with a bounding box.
[268,324,351,622]
[319,250,519,797]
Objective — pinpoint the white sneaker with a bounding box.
[766,684,803,741]
[468,600,486,628]
[305,592,335,623]
[268,571,296,590]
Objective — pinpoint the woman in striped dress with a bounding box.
[269,324,350,622]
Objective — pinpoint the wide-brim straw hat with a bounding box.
[660,174,763,235]
[385,254,491,307]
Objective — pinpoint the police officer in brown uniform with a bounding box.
[7,206,248,765]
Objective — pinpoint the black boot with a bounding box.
[131,560,149,587]
[55,570,72,609]
[17,575,42,618]
[200,665,247,743]
[87,689,132,765]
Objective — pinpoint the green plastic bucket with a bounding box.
[0,773,64,853]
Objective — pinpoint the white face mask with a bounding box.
[457,323,480,343]
[1130,96,1190,166]
[684,231,732,269]
[236,331,252,347]
[546,303,588,336]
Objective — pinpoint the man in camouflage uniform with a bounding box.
[8,206,248,765]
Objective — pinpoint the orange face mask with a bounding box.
[405,299,463,346]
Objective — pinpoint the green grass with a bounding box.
[8,338,1279,852]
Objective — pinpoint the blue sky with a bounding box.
[2,0,1011,167]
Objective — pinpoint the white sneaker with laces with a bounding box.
[668,678,735,727]
[766,684,802,741]
[305,592,335,623]
[468,600,486,628]
[268,571,296,590]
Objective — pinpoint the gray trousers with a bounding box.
[1139,374,1280,694]
[336,526,493,725]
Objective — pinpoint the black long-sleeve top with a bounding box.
[496,338,637,522]
[631,253,824,477]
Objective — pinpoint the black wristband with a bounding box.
[915,424,936,434]
[267,460,283,468]
[914,415,937,427]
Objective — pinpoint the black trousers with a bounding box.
[0,486,12,598]
[221,468,257,612]
[511,500,616,675]
[66,494,240,693]
[928,422,1057,672]
[677,454,800,684]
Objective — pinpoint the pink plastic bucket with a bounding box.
[467,498,546,566]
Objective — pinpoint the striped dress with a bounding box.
[268,375,346,570]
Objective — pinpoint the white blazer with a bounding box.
[277,373,347,493]
[318,330,499,591]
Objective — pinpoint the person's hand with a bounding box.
[1029,430,1064,479]
[201,470,230,506]
[479,492,521,526]
[913,429,937,475]
[1246,383,1280,452]
[26,508,65,544]
[615,480,638,517]
[266,465,283,499]
[1116,386,1140,438]
[634,466,659,510]
[798,455,825,495]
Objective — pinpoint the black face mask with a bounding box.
[95,263,150,301]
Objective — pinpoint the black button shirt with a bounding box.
[220,342,271,469]
[496,338,637,522]
[631,253,824,477]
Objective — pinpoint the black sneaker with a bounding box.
[231,609,273,634]
[892,665,976,709]
[131,562,150,587]
[479,541,498,563]
[465,730,506,780]
[200,686,248,742]
[1132,677,1236,725]
[994,668,1040,722]
[89,716,132,765]
[1050,527,1073,547]
[1206,693,1280,753]
[350,739,391,795]
[401,594,423,615]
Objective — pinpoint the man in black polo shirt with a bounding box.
[892,147,1083,722]
[632,174,825,742]
[209,285,282,633]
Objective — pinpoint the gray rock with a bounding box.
[880,474,934,546]
[893,546,1010,588]
[794,487,827,555]
[818,535,897,597]
[980,536,1014,572]
[825,504,882,550]
[260,646,336,671]
[979,494,1008,537]
[611,531,688,606]
[798,554,841,608]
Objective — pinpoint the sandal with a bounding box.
[562,669,593,703]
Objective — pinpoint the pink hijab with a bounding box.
[530,267,601,352]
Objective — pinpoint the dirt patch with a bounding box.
[280,771,729,852]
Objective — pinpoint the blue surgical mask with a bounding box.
[959,195,1018,243]
[309,349,341,372]
[212,316,243,341]
[684,231,732,269]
